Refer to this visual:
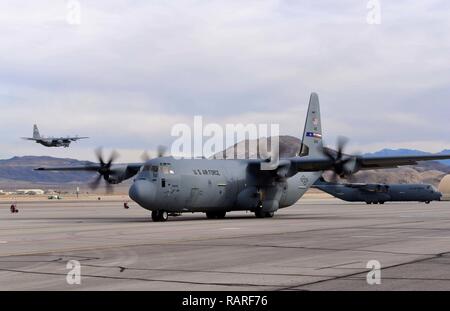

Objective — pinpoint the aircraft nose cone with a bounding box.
[129,180,156,209]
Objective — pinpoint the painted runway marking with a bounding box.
[353,235,450,240]
[411,236,450,239]
[352,236,386,238]
[221,228,241,230]
[0,241,8,244]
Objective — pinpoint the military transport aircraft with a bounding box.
[22,124,88,148]
[36,93,450,222]
[313,177,442,204]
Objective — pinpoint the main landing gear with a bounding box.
[255,209,274,218]
[206,211,227,219]
[366,201,385,205]
[152,210,168,222]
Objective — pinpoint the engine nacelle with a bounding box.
[106,165,137,184]
[340,156,362,177]
[236,187,260,210]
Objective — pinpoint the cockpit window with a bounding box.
[160,163,175,175]
[151,166,159,173]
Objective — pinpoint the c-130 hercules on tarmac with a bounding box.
[37,93,450,222]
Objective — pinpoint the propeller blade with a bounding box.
[107,150,119,166]
[320,136,360,179]
[322,147,336,161]
[95,148,105,166]
[90,148,121,193]
[337,136,349,152]
[336,136,348,160]
[90,174,102,190]
[105,182,114,194]
[157,145,167,158]
[141,151,150,162]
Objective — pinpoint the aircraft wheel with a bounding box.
[151,211,160,222]
[206,212,217,219]
[379,202,385,205]
[264,212,274,218]
[159,211,169,222]
[425,201,431,204]
[255,209,265,218]
[366,202,372,205]
[216,211,227,219]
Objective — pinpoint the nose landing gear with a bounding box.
[152,210,168,222]
[254,209,274,218]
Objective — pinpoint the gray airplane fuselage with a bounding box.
[315,183,442,204]
[129,157,321,213]
[36,139,71,148]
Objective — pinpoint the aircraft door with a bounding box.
[222,166,239,208]
[159,163,180,209]
[180,174,205,210]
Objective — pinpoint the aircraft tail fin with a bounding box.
[299,93,323,157]
[33,124,41,139]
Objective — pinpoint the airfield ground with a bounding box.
[1,195,450,291]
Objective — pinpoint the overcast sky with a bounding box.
[0,0,449,162]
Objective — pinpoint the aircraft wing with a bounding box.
[57,137,89,142]
[35,163,142,172]
[35,164,102,172]
[69,137,89,141]
[356,154,450,170]
[290,153,450,172]
[21,137,37,141]
[35,163,144,184]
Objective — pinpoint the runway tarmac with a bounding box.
[1,198,450,291]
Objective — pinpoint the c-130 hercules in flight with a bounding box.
[22,124,88,148]
[37,93,450,222]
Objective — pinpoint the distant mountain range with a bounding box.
[0,156,96,191]
[0,137,449,190]
[364,148,450,166]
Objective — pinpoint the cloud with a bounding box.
[0,0,449,161]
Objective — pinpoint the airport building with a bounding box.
[15,189,45,195]
[439,175,450,201]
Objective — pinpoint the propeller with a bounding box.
[142,145,168,162]
[157,145,168,158]
[141,151,150,162]
[90,148,120,194]
[322,136,359,182]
